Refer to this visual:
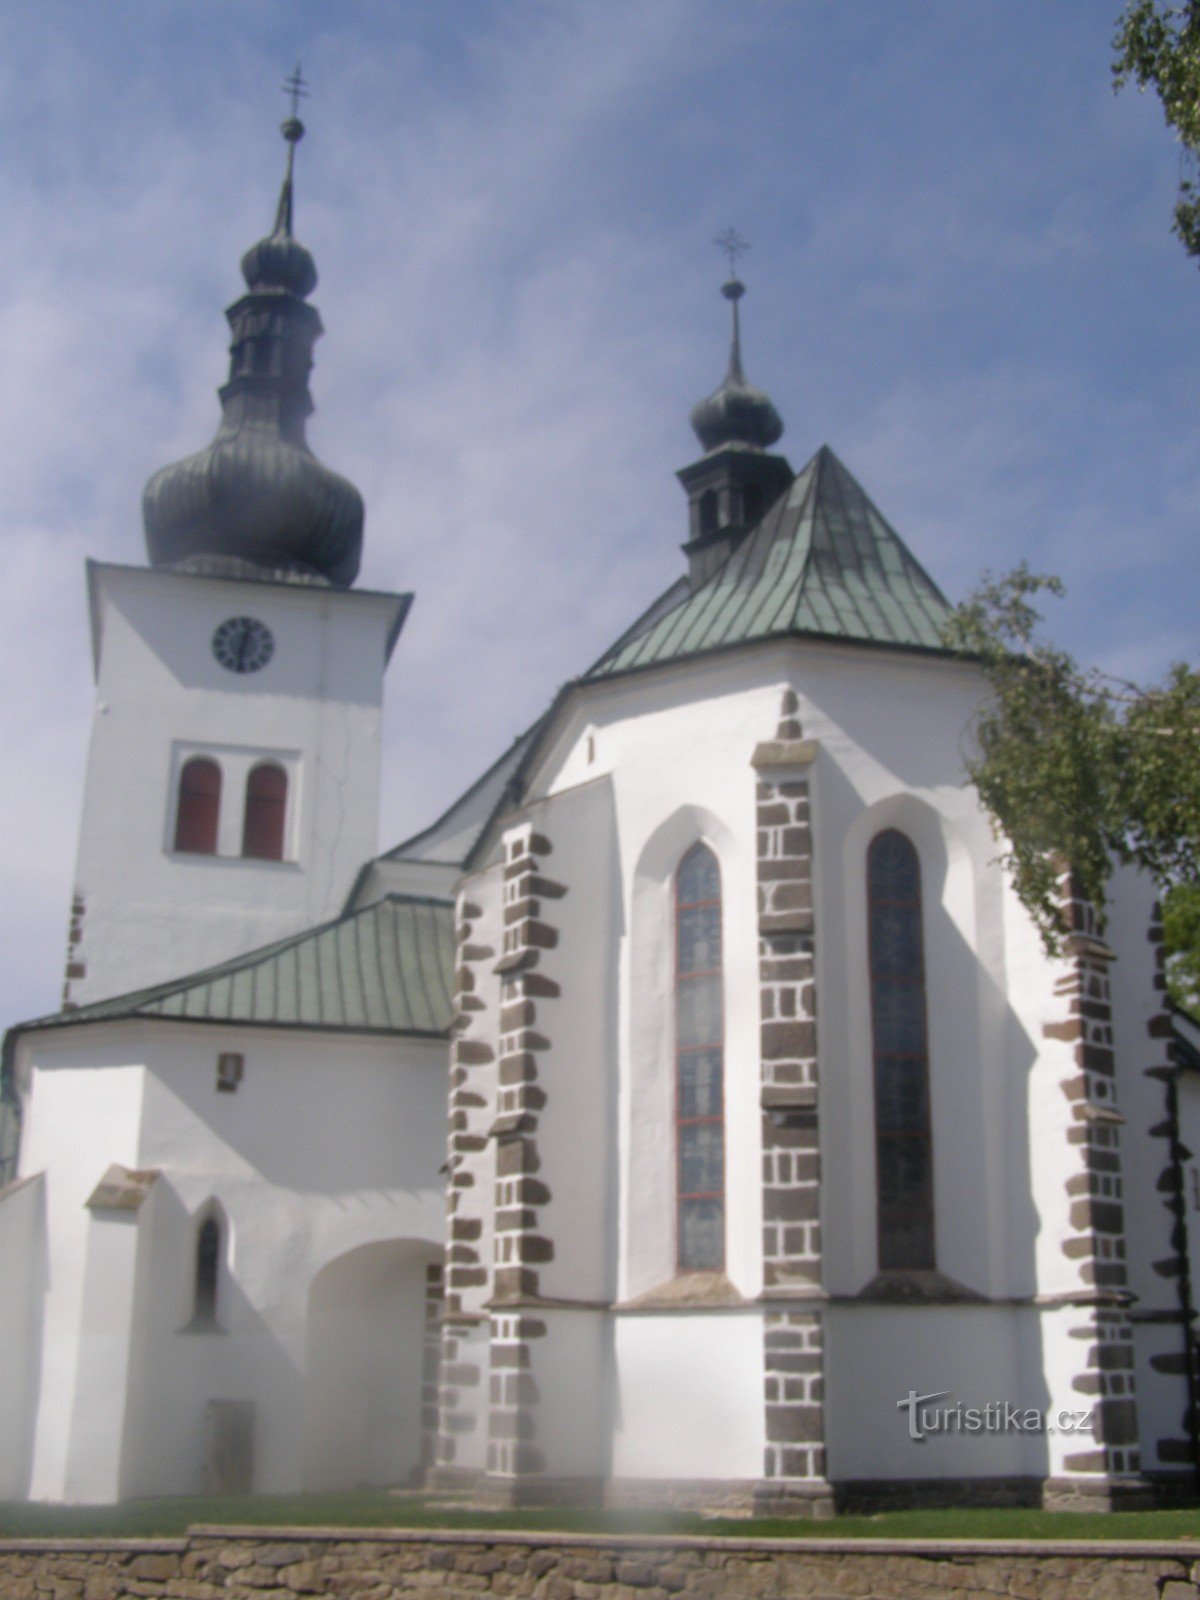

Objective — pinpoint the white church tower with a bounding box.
[64,109,408,1008]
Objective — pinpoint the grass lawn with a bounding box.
[0,1494,1198,1542]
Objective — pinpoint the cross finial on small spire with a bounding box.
[714,226,749,278]
[282,64,310,121]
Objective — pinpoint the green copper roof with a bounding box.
[589,444,954,678]
[11,895,454,1041]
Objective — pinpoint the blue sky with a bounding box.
[1,0,1196,1027]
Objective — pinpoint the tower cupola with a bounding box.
[678,244,793,588]
[143,100,364,588]
[688,276,784,453]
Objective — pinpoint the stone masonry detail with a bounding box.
[433,892,496,1481]
[418,1262,444,1480]
[752,689,830,1509]
[1044,868,1142,1489]
[1143,900,1200,1473]
[488,824,566,1483]
[2,1531,1198,1600]
[61,887,87,1008]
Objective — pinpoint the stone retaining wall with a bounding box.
[0,1528,1198,1600]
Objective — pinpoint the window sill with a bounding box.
[616,1271,746,1312]
[855,1269,985,1305]
[166,851,301,872]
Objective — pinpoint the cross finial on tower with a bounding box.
[282,64,310,121]
[714,226,749,279]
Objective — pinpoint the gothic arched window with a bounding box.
[194,1215,221,1324]
[867,829,935,1271]
[675,843,725,1271]
[174,756,221,854]
[241,763,287,861]
[698,489,719,537]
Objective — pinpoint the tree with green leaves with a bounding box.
[1114,0,1200,257]
[941,567,1200,1009]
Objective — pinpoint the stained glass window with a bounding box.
[676,843,724,1271]
[867,829,935,1271]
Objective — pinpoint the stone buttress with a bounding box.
[1130,900,1200,1484]
[751,690,833,1516]
[431,877,503,1488]
[486,823,565,1490]
[1039,869,1149,1508]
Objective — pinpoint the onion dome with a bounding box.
[143,112,363,588]
[689,277,784,453]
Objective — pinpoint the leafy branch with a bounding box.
[1114,0,1200,257]
[942,567,1200,995]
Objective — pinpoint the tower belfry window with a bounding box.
[698,489,719,537]
[242,763,287,860]
[174,757,221,855]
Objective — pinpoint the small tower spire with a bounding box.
[273,65,309,239]
[688,237,783,454]
[677,234,792,587]
[714,227,749,384]
[723,275,746,385]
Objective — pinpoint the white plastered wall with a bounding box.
[824,1304,1051,1481]
[0,1173,46,1499]
[500,777,621,1309]
[15,1036,146,1502]
[610,1312,764,1482]
[14,1016,447,1501]
[537,641,1041,1300]
[520,638,1074,1486]
[70,565,403,1005]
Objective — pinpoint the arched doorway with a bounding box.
[303,1239,441,1491]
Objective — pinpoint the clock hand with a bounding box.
[236,627,251,670]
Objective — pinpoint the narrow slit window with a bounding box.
[698,488,718,536]
[867,829,935,1271]
[241,763,287,861]
[194,1216,221,1324]
[174,756,221,855]
[675,843,725,1271]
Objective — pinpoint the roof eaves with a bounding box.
[462,683,580,872]
[4,893,454,1043]
[377,720,547,869]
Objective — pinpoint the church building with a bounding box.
[1,112,1197,1514]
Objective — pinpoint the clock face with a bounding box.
[212,616,275,675]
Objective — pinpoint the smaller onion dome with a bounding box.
[143,111,363,589]
[690,277,784,453]
[239,117,318,298]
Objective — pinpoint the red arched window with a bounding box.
[867,829,935,1271]
[174,756,221,854]
[675,843,725,1271]
[241,763,287,861]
